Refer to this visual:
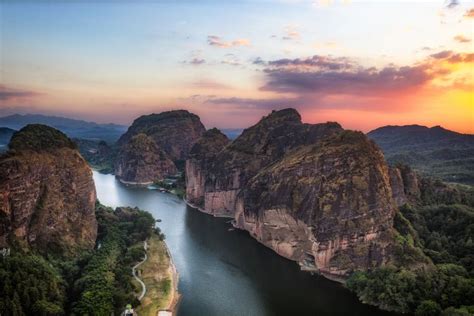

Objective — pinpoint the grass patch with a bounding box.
[135,234,175,315]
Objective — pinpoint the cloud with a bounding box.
[221,54,242,66]
[464,8,474,18]
[267,55,353,70]
[454,35,471,43]
[282,25,300,40]
[207,35,250,48]
[188,79,231,90]
[429,50,474,63]
[205,50,473,115]
[255,55,439,96]
[188,58,206,65]
[446,0,459,9]
[206,96,304,109]
[252,57,266,65]
[0,85,42,101]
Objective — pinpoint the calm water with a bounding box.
[93,171,395,316]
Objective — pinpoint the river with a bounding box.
[93,171,395,316]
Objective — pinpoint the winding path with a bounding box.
[132,240,148,301]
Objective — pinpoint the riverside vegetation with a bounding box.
[0,202,158,315]
[0,125,163,315]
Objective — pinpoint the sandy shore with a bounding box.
[162,242,181,314]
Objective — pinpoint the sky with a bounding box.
[0,0,473,133]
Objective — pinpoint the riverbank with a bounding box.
[135,234,180,316]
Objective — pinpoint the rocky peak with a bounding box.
[117,110,206,161]
[115,133,176,184]
[0,124,97,256]
[189,128,230,159]
[115,110,206,184]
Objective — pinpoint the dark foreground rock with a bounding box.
[0,124,97,255]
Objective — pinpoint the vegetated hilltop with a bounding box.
[368,125,474,185]
[0,124,97,255]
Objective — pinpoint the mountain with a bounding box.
[115,110,205,184]
[186,109,474,314]
[74,138,116,174]
[221,128,243,140]
[186,108,400,279]
[0,113,127,143]
[0,124,97,255]
[115,133,177,184]
[368,125,474,184]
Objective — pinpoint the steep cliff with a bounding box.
[186,128,230,208]
[389,164,472,207]
[186,109,400,278]
[115,133,176,184]
[0,124,97,255]
[236,131,396,278]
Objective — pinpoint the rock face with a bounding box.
[116,110,206,184]
[186,128,230,208]
[186,108,397,278]
[115,133,176,184]
[389,164,471,207]
[0,124,97,255]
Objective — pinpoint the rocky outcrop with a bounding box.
[186,108,397,278]
[115,110,206,184]
[389,164,471,207]
[186,128,230,209]
[0,124,97,255]
[235,131,395,278]
[117,110,206,161]
[188,109,343,216]
[115,133,176,184]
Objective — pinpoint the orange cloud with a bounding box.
[464,8,474,18]
[454,35,471,43]
[207,36,250,48]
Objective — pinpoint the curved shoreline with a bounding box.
[162,241,181,314]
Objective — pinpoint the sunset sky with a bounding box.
[1,0,473,133]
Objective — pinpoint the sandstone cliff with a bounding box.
[389,164,472,207]
[0,124,97,255]
[186,108,400,278]
[115,133,176,184]
[116,110,206,184]
[186,128,230,208]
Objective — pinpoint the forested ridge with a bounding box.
[348,177,474,315]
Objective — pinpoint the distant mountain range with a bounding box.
[221,128,243,140]
[0,114,127,143]
[368,125,474,184]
